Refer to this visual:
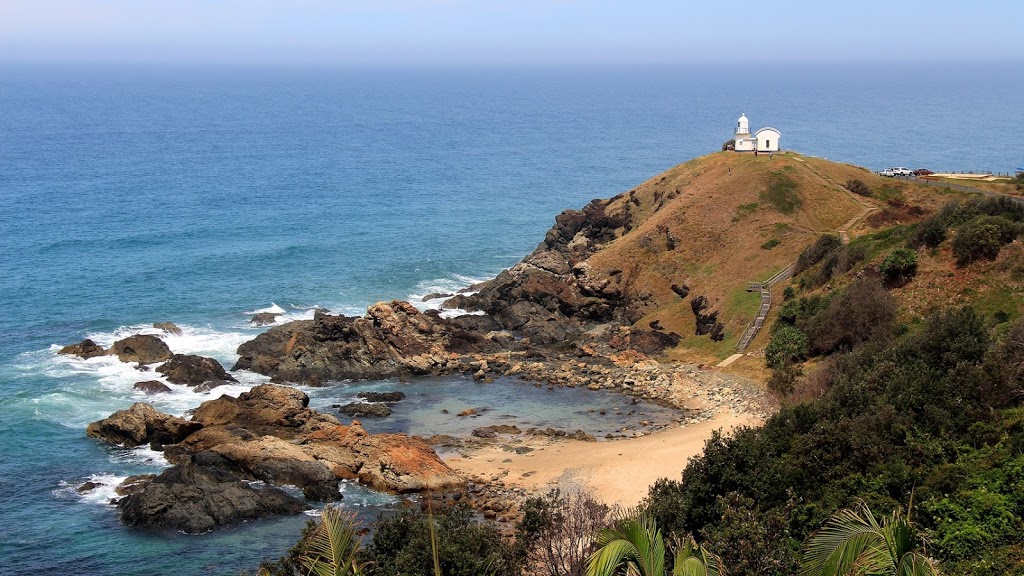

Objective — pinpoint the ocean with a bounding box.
[1,62,1022,575]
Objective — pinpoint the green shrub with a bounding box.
[879,247,918,282]
[761,238,781,250]
[844,179,872,197]
[910,217,948,248]
[783,286,795,301]
[760,171,802,214]
[794,234,843,275]
[952,215,1019,266]
[766,323,809,369]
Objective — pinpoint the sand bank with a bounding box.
[445,410,760,507]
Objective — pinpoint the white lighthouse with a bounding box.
[732,113,780,153]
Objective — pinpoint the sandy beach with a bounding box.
[445,409,760,507]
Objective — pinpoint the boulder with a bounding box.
[303,423,464,494]
[156,354,237,387]
[116,464,308,534]
[250,312,280,326]
[189,384,335,437]
[133,380,172,394]
[207,437,342,502]
[152,322,183,336]
[58,339,107,360]
[107,335,173,364]
[339,402,392,418]
[472,425,522,438]
[357,391,406,403]
[86,403,202,448]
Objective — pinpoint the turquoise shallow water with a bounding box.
[1,62,1023,575]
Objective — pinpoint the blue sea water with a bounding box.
[1,62,1022,575]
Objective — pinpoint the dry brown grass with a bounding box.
[580,152,865,361]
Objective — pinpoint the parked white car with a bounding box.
[892,167,913,177]
[879,168,895,177]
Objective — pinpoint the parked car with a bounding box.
[892,167,913,177]
[913,168,933,176]
[879,168,895,177]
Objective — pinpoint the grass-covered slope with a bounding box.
[581,152,867,358]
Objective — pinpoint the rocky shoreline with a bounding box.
[65,195,773,533]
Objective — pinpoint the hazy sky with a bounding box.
[1,0,1021,66]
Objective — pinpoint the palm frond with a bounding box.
[300,507,364,576]
[800,504,887,576]
[896,552,939,576]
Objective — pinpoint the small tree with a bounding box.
[879,248,918,282]
[518,489,614,576]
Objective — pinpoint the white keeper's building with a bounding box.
[733,114,781,153]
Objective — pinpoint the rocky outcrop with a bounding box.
[250,312,280,326]
[89,384,464,531]
[86,403,202,448]
[58,339,106,359]
[156,354,237,388]
[232,301,504,383]
[134,380,172,394]
[440,199,645,344]
[116,462,308,534]
[357,391,406,402]
[339,402,392,418]
[107,335,173,364]
[152,322,183,336]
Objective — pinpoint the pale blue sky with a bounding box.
[1,0,1021,65]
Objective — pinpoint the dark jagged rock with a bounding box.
[58,339,106,359]
[357,391,406,402]
[232,301,501,382]
[250,312,280,326]
[116,463,308,534]
[77,481,102,494]
[339,402,392,418]
[421,292,453,301]
[107,335,173,364]
[134,380,172,394]
[86,403,202,448]
[156,354,237,387]
[152,322,183,336]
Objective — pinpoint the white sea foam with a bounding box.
[22,319,274,425]
[408,273,492,318]
[55,473,128,507]
[246,303,287,315]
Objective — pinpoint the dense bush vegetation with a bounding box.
[910,196,1024,258]
[361,505,521,576]
[648,308,1024,576]
[259,504,522,576]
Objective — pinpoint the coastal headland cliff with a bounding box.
[69,151,981,532]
